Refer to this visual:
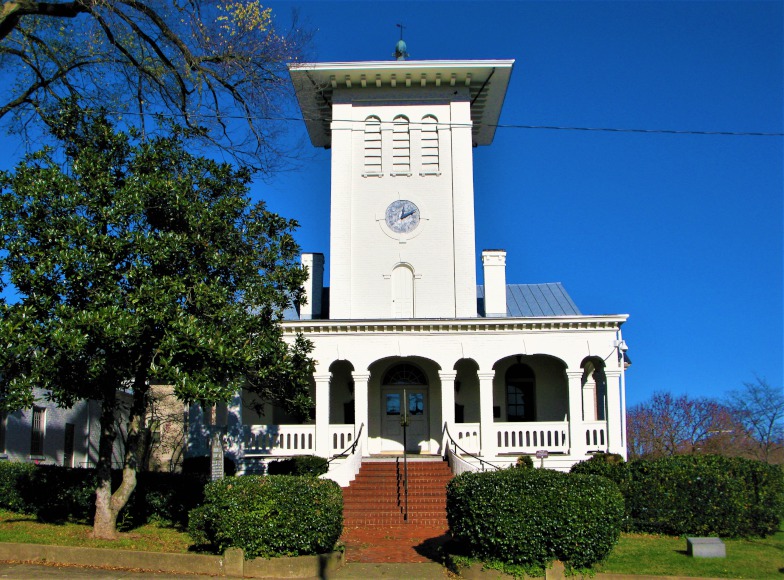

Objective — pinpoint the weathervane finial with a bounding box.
[394,24,408,60]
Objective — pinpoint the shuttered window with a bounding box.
[30,406,45,456]
[420,115,440,174]
[363,116,382,175]
[391,116,410,175]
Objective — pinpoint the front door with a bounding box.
[381,388,428,453]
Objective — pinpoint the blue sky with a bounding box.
[0,2,780,409]
[256,1,783,407]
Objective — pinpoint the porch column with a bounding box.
[604,369,622,455]
[582,373,597,422]
[478,371,497,459]
[438,371,457,449]
[352,371,371,456]
[314,373,331,458]
[566,370,586,458]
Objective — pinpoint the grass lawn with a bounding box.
[1,509,782,578]
[595,525,784,579]
[0,510,193,554]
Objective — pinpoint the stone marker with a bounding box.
[210,433,224,481]
[686,537,725,558]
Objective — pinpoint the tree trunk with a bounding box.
[93,384,119,539]
[92,378,149,539]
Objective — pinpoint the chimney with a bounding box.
[482,249,507,317]
[300,253,324,319]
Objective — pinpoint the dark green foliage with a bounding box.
[188,475,343,559]
[571,454,784,537]
[24,466,98,522]
[447,468,624,569]
[121,471,208,528]
[514,455,534,469]
[0,462,206,526]
[267,455,328,476]
[0,461,36,513]
[182,456,237,477]
[0,103,314,535]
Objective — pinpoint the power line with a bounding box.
[104,109,784,137]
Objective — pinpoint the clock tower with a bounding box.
[289,59,514,319]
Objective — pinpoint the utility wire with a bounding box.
[105,109,784,137]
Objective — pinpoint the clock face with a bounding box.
[385,200,420,234]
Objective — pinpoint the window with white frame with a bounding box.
[420,115,440,175]
[391,116,411,175]
[30,406,45,456]
[363,116,382,175]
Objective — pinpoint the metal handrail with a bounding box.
[401,389,409,522]
[443,423,501,472]
[308,423,365,475]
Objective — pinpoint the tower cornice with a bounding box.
[289,59,515,148]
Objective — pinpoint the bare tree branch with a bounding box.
[0,1,310,172]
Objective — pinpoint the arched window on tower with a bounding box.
[506,363,535,422]
[391,116,411,175]
[363,116,382,176]
[420,115,440,175]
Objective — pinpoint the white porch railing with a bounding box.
[450,423,481,455]
[243,424,357,457]
[445,444,480,476]
[584,421,608,451]
[322,423,364,487]
[243,425,315,455]
[495,421,569,454]
[329,425,355,454]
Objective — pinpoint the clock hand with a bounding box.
[401,209,416,219]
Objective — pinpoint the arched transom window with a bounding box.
[383,363,428,385]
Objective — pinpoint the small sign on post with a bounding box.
[210,434,224,481]
[535,449,549,469]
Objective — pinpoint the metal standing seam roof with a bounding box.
[504,283,581,317]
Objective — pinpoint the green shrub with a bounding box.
[188,475,343,559]
[0,461,37,513]
[625,455,783,537]
[267,455,328,476]
[25,465,97,522]
[182,456,237,477]
[0,462,207,527]
[514,455,534,469]
[447,468,624,569]
[571,454,784,538]
[120,471,208,527]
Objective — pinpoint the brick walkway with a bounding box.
[340,523,451,563]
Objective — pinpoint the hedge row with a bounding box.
[0,461,207,526]
[267,455,329,476]
[447,468,624,569]
[571,454,784,537]
[188,475,343,559]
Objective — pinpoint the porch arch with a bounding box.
[367,356,442,454]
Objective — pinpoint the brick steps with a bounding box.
[342,459,452,527]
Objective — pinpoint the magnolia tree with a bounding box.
[0,0,309,172]
[0,103,314,538]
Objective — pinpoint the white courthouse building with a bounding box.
[194,56,630,478]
